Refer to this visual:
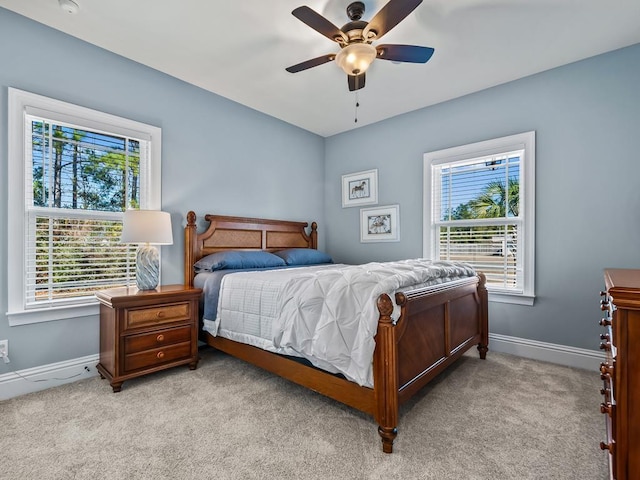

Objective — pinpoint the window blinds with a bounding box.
[432,151,524,293]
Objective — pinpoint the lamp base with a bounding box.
[136,244,159,290]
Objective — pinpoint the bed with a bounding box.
[184,211,488,453]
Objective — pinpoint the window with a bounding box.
[424,132,535,305]
[8,88,162,325]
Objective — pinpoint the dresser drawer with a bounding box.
[125,302,191,330]
[124,326,191,354]
[124,341,192,372]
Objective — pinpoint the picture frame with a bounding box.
[360,204,400,243]
[342,169,378,208]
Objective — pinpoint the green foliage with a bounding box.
[30,123,140,299]
[31,123,140,211]
[450,177,519,220]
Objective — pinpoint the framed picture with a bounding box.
[342,169,378,208]
[360,204,400,243]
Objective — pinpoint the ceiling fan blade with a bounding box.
[292,6,348,44]
[376,44,434,63]
[363,0,423,41]
[348,73,366,92]
[286,54,336,73]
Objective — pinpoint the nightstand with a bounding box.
[95,284,202,392]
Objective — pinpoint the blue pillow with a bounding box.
[194,250,286,272]
[273,248,333,266]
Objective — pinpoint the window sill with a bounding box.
[488,292,535,306]
[7,301,99,326]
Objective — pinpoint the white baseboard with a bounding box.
[489,333,604,371]
[0,335,602,401]
[0,354,99,401]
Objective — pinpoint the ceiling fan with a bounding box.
[285,0,434,92]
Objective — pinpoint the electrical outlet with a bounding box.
[0,339,8,359]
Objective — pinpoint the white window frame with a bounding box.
[423,131,535,305]
[7,88,162,326]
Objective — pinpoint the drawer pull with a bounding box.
[599,342,611,351]
[156,311,165,319]
[599,318,611,327]
[600,387,610,397]
[600,402,612,415]
[600,441,614,453]
[600,362,614,378]
[157,351,165,359]
[156,334,165,342]
[600,333,610,341]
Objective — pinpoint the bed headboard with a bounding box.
[184,211,318,286]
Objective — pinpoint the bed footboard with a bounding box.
[373,273,488,453]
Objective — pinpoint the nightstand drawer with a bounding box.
[124,341,192,372]
[124,326,191,354]
[125,302,191,330]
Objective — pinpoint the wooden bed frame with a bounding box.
[184,211,489,453]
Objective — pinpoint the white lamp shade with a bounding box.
[120,210,173,245]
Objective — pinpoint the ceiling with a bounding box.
[2,0,639,137]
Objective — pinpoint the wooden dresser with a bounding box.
[599,269,640,480]
[96,284,202,392]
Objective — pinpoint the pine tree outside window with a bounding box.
[8,89,162,325]
[424,132,535,305]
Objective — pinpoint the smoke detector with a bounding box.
[58,0,79,14]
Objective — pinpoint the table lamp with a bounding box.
[120,210,173,290]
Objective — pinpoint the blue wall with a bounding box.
[2,5,639,374]
[0,8,325,370]
[324,43,640,351]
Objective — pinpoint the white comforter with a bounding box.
[211,259,476,387]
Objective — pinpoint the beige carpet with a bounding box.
[1,348,608,479]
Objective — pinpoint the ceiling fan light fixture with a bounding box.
[335,43,377,75]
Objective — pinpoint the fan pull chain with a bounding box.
[354,91,360,123]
